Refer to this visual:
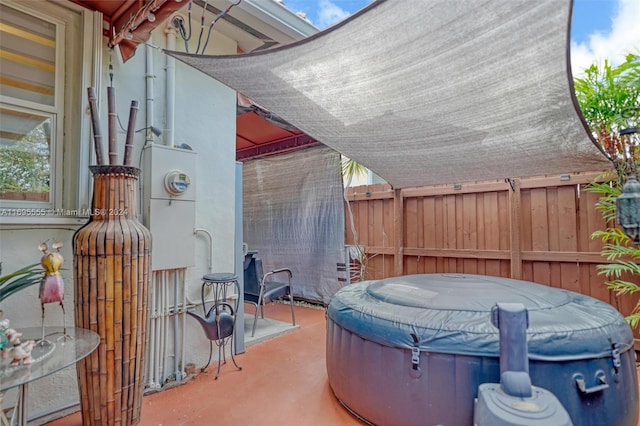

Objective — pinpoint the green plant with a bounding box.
[0,262,44,303]
[341,156,369,281]
[574,53,639,180]
[584,180,640,328]
[576,52,640,327]
[0,120,51,194]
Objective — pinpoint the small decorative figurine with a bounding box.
[39,240,68,342]
[0,311,9,351]
[1,328,35,366]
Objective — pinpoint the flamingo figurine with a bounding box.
[39,240,68,342]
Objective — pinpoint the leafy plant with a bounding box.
[0,118,51,194]
[574,53,639,180]
[341,156,369,281]
[0,263,44,303]
[584,179,640,327]
[576,52,640,327]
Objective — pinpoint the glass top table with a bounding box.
[0,327,100,425]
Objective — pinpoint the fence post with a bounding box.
[509,178,522,279]
[394,188,404,276]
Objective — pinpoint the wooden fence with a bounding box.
[345,171,640,341]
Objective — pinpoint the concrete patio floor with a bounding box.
[44,301,640,426]
[46,302,365,426]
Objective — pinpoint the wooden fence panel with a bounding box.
[345,172,639,341]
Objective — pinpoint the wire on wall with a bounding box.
[175,0,242,55]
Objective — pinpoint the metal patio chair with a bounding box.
[243,255,296,337]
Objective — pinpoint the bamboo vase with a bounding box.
[73,165,151,426]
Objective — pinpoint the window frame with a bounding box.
[0,2,65,210]
[0,0,97,226]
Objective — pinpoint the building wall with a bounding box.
[0,4,238,420]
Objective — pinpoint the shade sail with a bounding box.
[168,0,610,189]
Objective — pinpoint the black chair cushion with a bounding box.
[243,256,291,304]
[261,281,291,304]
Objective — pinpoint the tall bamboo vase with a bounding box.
[73,165,151,426]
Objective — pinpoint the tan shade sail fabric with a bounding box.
[168,0,609,188]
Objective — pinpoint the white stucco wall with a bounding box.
[169,37,239,370]
[0,10,238,422]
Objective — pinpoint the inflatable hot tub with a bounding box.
[326,274,638,426]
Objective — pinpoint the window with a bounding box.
[0,2,62,206]
[0,108,54,201]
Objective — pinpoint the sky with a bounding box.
[282,0,640,74]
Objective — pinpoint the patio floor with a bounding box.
[44,301,640,426]
[45,302,365,426]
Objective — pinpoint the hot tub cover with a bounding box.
[327,274,633,360]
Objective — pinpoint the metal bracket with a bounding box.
[409,333,422,379]
[611,342,621,371]
[411,346,420,368]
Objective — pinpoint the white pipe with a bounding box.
[161,271,168,382]
[189,228,232,308]
[152,272,159,387]
[145,45,156,146]
[173,270,181,380]
[193,228,213,273]
[157,271,165,386]
[147,272,158,388]
[140,44,156,223]
[155,273,162,387]
[165,26,176,147]
[162,271,172,383]
[181,268,187,377]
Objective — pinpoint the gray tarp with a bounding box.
[168,0,610,189]
[243,146,345,304]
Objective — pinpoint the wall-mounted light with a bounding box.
[616,127,640,244]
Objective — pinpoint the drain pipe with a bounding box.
[145,44,156,146]
[139,44,156,222]
[190,228,226,306]
[165,20,182,382]
[165,20,178,147]
[194,228,214,274]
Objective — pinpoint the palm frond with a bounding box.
[600,241,640,259]
[592,228,632,246]
[605,279,640,295]
[597,261,640,277]
[627,312,640,329]
[341,157,367,184]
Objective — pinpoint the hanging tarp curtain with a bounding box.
[168,0,609,189]
[243,146,346,304]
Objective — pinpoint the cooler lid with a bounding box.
[327,274,633,360]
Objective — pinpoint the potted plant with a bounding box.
[0,262,44,349]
